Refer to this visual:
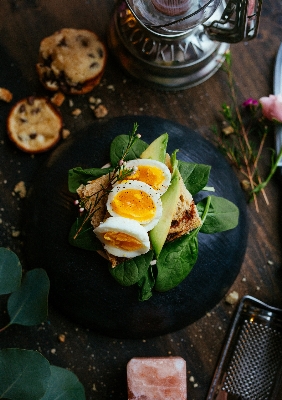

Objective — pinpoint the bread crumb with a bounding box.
[69,99,74,107]
[13,181,27,198]
[11,230,20,238]
[51,91,65,106]
[241,179,250,191]
[89,96,102,105]
[62,129,71,139]
[94,104,108,118]
[222,125,234,135]
[0,87,13,102]
[50,348,56,354]
[72,108,82,117]
[58,334,66,343]
[225,290,239,305]
[189,376,195,382]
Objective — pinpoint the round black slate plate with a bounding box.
[24,116,248,339]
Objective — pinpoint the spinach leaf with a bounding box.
[69,216,102,251]
[197,195,239,233]
[110,250,153,286]
[137,265,155,301]
[155,231,199,292]
[110,135,148,165]
[178,160,211,195]
[68,167,113,193]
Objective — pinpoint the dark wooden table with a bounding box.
[1,1,282,399]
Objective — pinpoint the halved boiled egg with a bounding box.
[107,180,162,231]
[94,216,150,258]
[117,159,171,195]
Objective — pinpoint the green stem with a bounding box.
[0,323,10,333]
[252,147,282,194]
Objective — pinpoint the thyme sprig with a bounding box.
[212,50,282,212]
[73,123,141,239]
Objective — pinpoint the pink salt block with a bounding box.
[127,357,187,400]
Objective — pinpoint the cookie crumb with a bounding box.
[14,181,27,198]
[58,334,66,343]
[72,108,82,117]
[62,129,71,139]
[51,91,65,106]
[94,104,108,118]
[225,290,239,305]
[0,87,13,103]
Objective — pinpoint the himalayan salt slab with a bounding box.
[127,357,187,400]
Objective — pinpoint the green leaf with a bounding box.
[110,250,154,286]
[155,232,199,292]
[110,134,148,165]
[197,195,239,233]
[137,265,155,301]
[178,160,211,195]
[68,167,113,193]
[69,216,102,251]
[0,248,22,295]
[41,366,86,400]
[0,348,50,400]
[7,269,49,327]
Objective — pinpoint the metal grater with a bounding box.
[207,295,282,400]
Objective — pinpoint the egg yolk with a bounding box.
[111,189,156,222]
[103,231,143,251]
[126,165,164,191]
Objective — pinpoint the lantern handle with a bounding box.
[204,0,263,43]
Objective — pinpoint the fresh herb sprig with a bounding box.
[73,123,142,240]
[212,50,282,212]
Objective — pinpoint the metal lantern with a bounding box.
[108,0,263,90]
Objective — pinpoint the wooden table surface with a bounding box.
[1,1,282,399]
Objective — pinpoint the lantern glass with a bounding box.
[125,0,222,35]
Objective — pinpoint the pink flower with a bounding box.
[242,98,259,107]
[259,94,282,123]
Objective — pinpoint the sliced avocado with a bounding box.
[149,150,181,257]
[140,133,168,163]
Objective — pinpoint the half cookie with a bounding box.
[7,96,62,153]
[36,28,107,95]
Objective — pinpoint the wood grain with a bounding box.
[0,0,281,399]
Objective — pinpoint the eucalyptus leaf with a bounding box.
[155,232,199,292]
[0,248,22,295]
[0,348,50,400]
[41,365,86,400]
[110,134,148,166]
[110,250,154,286]
[69,216,102,251]
[197,195,239,233]
[68,167,113,193]
[7,269,49,327]
[178,160,211,195]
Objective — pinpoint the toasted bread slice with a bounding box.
[166,177,202,242]
[77,173,112,229]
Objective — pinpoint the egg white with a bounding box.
[107,180,162,231]
[116,158,171,195]
[94,216,150,258]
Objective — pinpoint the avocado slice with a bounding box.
[149,151,181,257]
[140,133,168,163]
